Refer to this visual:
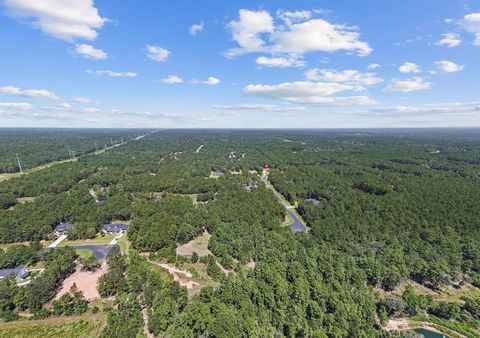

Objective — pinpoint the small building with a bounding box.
[263,163,271,170]
[103,223,127,233]
[54,222,73,235]
[0,265,29,281]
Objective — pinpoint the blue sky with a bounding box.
[0,0,479,128]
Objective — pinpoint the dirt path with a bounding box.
[150,261,199,289]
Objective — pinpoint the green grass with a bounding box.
[76,249,94,259]
[117,234,130,253]
[60,233,116,247]
[0,314,106,338]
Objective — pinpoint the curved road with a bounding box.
[260,175,306,233]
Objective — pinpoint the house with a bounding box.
[0,265,29,281]
[103,223,127,233]
[263,163,270,170]
[54,222,73,235]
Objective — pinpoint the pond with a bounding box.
[414,328,446,338]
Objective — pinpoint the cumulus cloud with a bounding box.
[434,60,465,73]
[304,68,383,88]
[255,56,305,68]
[367,63,381,70]
[74,44,107,59]
[436,33,462,47]
[0,85,59,100]
[383,77,431,93]
[460,13,480,45]
[146,45,170,62]
[226,9,274,57]
[0,102,33,110]
[190,21,204,36]
[399,62,421,73]
[226,9,372,59]
[3,0,107,42]
[244,81,377,105]
[212,104,306,112]
[86,70,137,78]
[161,75,184,84]
[200,77,221,85]
[276,10,312,26]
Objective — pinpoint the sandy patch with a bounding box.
[156,263,199,289]
[176,234,212,257]
[55,261,108,301]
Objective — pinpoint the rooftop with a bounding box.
[103,223,128,232]
[0,265,29,279]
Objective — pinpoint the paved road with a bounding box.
[46,244,118,260]
[46,234,67,248]
[260,175,306,233]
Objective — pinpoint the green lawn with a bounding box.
[60,233,116,247]
[76,249,94,259]
[0,314,106,338]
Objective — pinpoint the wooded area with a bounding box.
[0,129,479,336]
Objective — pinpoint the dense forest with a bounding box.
[0,128,146,173]
[0,128,480,337]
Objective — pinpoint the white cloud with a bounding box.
[190,21,204,36]
[0,102,33,110]
[201,77,220,85]
[0,85,59,99]
[74,97,92,104]
[255,56,305,68]
[383,77,431,93]
[434,60,465,73]
[366,102,480,116]
[460,13,480,45]
[80,107,100,113]
[399,62,421,73]
[4,0,107,41]
[74,44,107,59]
[244,81,377,105]
[436,33,462,47]
[226,9,274,57]
[304,69,383,88]
[212,104,306,112]
[226,9,372,60]
[57,102,71,109]
[270,19,372,56]
[276,10,312,26]
[86,70,137,78]
[367,63,381,70]
[146,45,170,62]
[161,75,183,84]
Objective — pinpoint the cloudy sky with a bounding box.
[0,0,479,128]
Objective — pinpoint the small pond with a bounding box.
[413,328,446,338]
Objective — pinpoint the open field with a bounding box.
[59,233,116,247]
[0,314,106,338]
[176,234,212,257]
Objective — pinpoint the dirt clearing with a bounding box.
[55,262,108,301]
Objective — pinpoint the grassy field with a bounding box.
[60,233,116,247]
[76,249,94,259]
[0,314,106,338]
[118,234,130,253]
[176,234,212,257]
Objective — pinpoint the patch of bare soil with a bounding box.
[55,261,108,301]
[157,263,199,289]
